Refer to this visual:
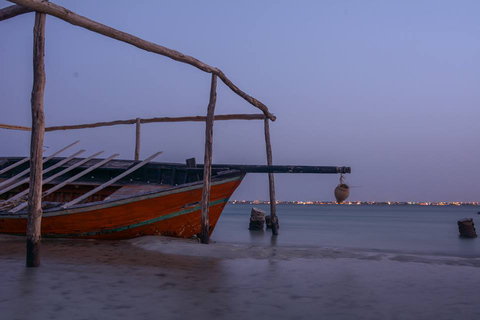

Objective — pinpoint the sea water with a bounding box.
[213,204,480,258]
[2,204,480,319]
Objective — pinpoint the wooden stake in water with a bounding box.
[27,8,47,268]
[264,118,279,235]
[200,73,217,244]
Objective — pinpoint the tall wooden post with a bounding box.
[200,73,217,244]
[134,118,141,160]
[264,118,279,235]
[26,9,46,267]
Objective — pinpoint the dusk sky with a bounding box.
[1,0,479,202]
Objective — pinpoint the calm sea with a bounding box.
[212,204,480,258]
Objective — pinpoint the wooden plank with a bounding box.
[6,151,102,203]
[10,153,120,213]
[61,151,162,208]
[264,118,278,235]
[0,4,32,22]
[0,140,80,189]
[200,74,217,244]
[134,118,140,161]
[0,149,85,196]
[8,0,275,121]
[0,157,30,175]
[26,8,46,268]
[44,114,265,132]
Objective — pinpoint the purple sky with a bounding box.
[1,0,479,202]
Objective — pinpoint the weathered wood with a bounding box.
[0,157,29,175]
[11,153,120,213]
[0,4,31,22]
[8,0,275,121]
[6,151,104,204]
[264,118,278,235]
[0,140,79,189]
[40,114,265,132]
[26,8,46,267]
[200,74,217,244]
[61,151,162,208]
[134,118,141,161]
[0,123,31,131]
[141,114,266,124]
[1,114,265,133]
[0,149,85,196]
[215,70,275,121]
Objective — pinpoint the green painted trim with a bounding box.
[45,197,229,238]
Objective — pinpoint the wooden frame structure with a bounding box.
[1,0,279,266]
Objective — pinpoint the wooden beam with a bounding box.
[0,4,31,22]
[140,114,266,124]
[207,165,352,174]
[10,153,120,213]
[134,118,140,161]
[61,151,162,208]
[0,140,79,189]
[264,118,278,235]
[43,114,265,131]
[6,151,104,204]
[0,123,31,131]
[26,7,46,268]
[200,74,217,244]
[0,157,29,175]
[0,114,266,133]
[8,0,275,121]
[0,149,85,196]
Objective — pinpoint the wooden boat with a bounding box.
[0,155,245,240]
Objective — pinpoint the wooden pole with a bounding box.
[264,118,279,235]
[8,0,275,121]
[0,4,31,22]
[134,118,141,161]
[200,74,217,244]
[26,8,46,267]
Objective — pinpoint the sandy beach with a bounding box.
[1,234,479,320]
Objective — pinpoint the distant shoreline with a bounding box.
[229,200,480,206]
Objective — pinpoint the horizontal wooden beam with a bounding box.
[7,0,276,121]
[0,114,266,132]
[199,164,352,174]
[0,5,32,22]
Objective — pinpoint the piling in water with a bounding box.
[249,207,266,230]
[458,219,477,238]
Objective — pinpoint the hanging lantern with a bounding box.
[334,174,350,203]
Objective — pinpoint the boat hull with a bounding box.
[0,173,244,240]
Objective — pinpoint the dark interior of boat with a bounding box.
[0,156,223,212]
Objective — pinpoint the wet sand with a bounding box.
[1,235,479,320]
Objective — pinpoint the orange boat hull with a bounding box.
[0,174,244,240]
